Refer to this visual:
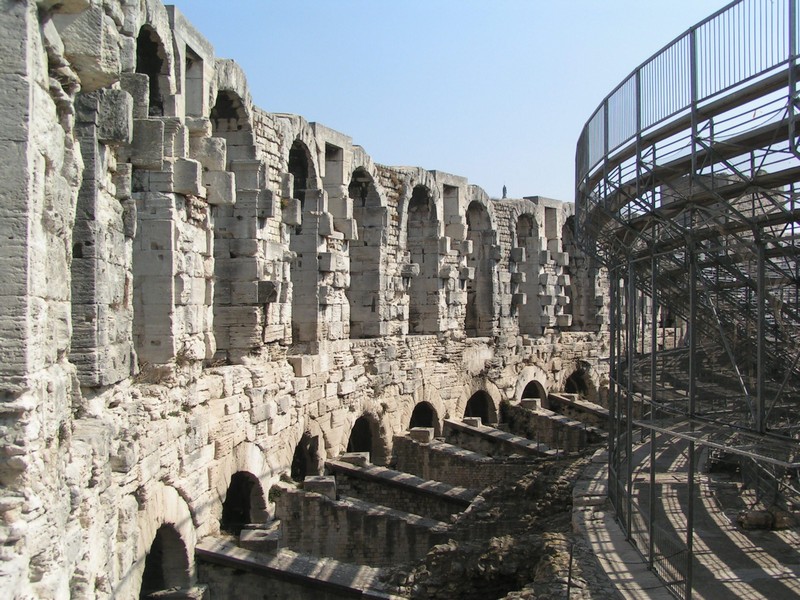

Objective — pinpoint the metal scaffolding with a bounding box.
[576,1,800,597]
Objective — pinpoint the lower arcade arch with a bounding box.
[564,366,597,401]
[464,390,497,424]
[139,524,190,598]
[220,471,268,535]
[291,432,322,482]
[408,401,440,435]
[521,379,549,408]
[346,414,387,464]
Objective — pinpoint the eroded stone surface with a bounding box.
[0,1,611,598]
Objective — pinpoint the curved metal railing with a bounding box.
[576,0,797,190]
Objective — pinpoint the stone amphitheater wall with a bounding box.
[0,1,608,597]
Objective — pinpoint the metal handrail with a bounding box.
[575,0,797,195]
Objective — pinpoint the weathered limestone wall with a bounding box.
[0,1,609,598]
[392,436,539,491]
[273,483,449,567]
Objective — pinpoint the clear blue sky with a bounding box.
[173,0,733,202]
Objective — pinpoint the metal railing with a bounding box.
[576,0,797,188]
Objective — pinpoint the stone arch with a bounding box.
[210,89,255,161]
[464,390,498,425]
[346,413,385,463]
[515,364,551,405]
[289,139,321,345]
[408,401,441,435]
[139,524,190,598]
[205,441,273,535]
[136,25,171,117]
[406,184,440,334]
[515,213,542,335]
[349,166,385,338]
[125,483,196,599]
[220,471,268,535]
[563,362,599,402]
[465,201,495,337]
[291,431,323,482]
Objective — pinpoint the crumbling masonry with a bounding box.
[0,1,610,598]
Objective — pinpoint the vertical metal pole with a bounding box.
[609,263,617,485]
[687,241,697,600]
[626,258,636,539]
[686,26,698,598]
[756,237,766,433]
[649,252,658,569]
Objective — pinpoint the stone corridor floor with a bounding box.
[575,447,800,600]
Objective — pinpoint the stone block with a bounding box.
[93,89,133,144]
[282,197,301,226]
[490,245,502,260]
[288,355,316,377]
[189,136,227,171]
[119,73,150,119]
[303,475,337,500]
[230,159,266,189]
[460,239,473,255]
[339,452,370,466]
[174,158,203,196]
[512,293,527,306]
[510,247,526,263]
[337,380,355,396]
[459,266,475,280]
[511,271,526,284]
[409,427,435,443]
[555,252,570,266]
[438,265,458,279]
[53,6,121,92]
[400,263,420,278]
[556,314,572,327]
[130,119,164,170]
[463,417,482,427]
[204,170,235,205]
[334,217,358,240]
[445,222,468,241]
[438,236,451,254]
[318,212,335,236]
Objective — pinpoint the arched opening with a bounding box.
[220,472,267,536]
[288,140,320,344]
[464,391,497,425]
[565,369,590,398]
[291,433,321,482]
[409,401,439,434]
[522,380,549,408]
[516,214,542,335]
[289,141,311,209]
[349,167,384,338]
[347,415,375,456]
[407,185,439,334]
[465,202,494,337]
[136,26,168,117]
[139,524,189,599]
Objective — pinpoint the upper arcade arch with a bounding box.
[136,25,173,117]
[406,185,440,335]
[349,166,385,338]
[465,201,495,337]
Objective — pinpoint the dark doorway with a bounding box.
[136,27,166,117]
[409,401,438,432]
[139,525,189,599]
[565,370,590,397]
[221,472,265,535]
[291,433,320,482]
[347,416,374,455]
[522,380,548,405]
[464,391,496,424]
